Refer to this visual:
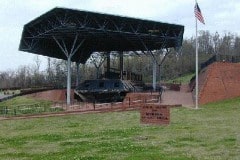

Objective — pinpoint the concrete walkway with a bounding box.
[160,90,194,107]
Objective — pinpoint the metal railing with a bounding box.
[0,102,63,117]
[1,92,161,117]
[53,93,161,112]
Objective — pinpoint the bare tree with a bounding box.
[234,36,240,55]
[219,32,234,55]
[212,32,220,55]
[88,52,107,79]
[198,31,213,54]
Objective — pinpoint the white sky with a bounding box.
[0,0,240,71]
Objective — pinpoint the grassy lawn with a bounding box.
[0,97,47,107]
[0,97,240,159]
[0,97,59,116]
[167,73,195,84]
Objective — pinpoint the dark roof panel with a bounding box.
[19,7,184,63]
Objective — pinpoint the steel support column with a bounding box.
[107,52,110,78]
[152,59,157,91]
[138,37,159,91]
[53,35,85,105]
[67,56,72,105]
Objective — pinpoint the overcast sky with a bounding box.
[0,0,240,71]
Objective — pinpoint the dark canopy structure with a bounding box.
[19,7,184,105]
[19,7,184,63]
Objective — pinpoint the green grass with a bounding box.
[0,97,240,159]
[0,96,43,107]
[0,97,58,116]
[168,73,195,84]
[0,90,20,95]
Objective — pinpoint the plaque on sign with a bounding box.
[140,104,170,125]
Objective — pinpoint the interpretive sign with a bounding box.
[140,104,170,125]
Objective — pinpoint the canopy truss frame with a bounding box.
[19,7,184,105]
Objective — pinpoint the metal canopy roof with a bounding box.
[19,7,184,63]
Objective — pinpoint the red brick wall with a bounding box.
[198,62,240,104]
[26,89,74,102]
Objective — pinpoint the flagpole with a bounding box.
[195,0,199,109]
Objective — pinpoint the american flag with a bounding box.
[194,2,205,24]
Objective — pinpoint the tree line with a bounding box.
[1,31,240,89]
